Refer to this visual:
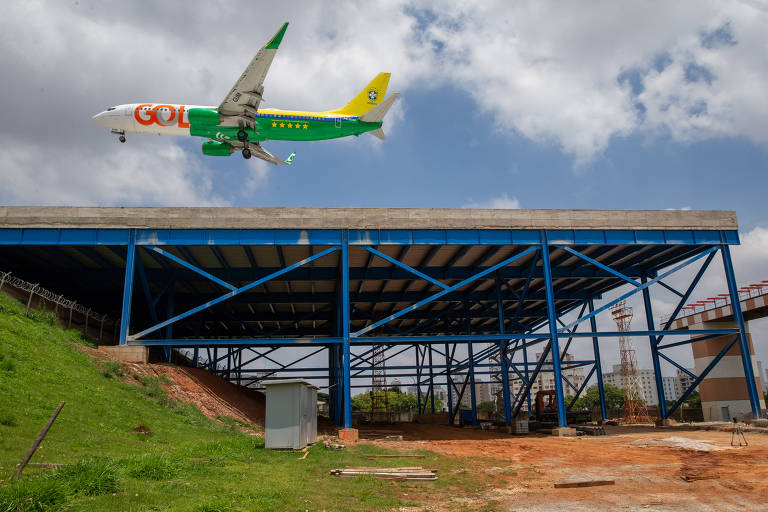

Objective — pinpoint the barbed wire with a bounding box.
[0,270,110,323]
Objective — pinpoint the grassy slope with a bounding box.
[0,293,489,512]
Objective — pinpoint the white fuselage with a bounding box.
[92,103,208,136]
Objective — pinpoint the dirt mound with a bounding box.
[75,344,265,429]
[139,364,265,428]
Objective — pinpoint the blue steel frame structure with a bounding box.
[1,224,762,428]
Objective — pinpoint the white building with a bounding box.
[674,368,697,399]
[600,366,698,405]
[602,365,660,405]
[507,352,586,411]
[662,376,677,402]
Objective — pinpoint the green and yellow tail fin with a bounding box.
[328,72,391,116]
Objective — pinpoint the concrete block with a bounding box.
[656,418,677,427]
[338,428,359,444]
[98,345,148,363]
[551,427,577,437]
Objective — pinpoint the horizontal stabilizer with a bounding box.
[360,93,399,123]
[368,128,386,140]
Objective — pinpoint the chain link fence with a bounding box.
[0,270,118,343]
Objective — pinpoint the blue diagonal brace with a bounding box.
[666,335,738,418]
[555,245,641,287]
[128,246,339,340]
[562,246,718,332]
[656,250,716,345]
[362,246,449,290]
[658,352,697,379]
[353,246,538,337]
[148,246,236,291]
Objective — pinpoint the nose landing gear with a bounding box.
[110,129,126,143]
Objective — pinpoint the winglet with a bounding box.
[285,152,296,165]
[265,22,289,50]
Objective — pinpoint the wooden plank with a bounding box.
[13,402,65,479]
[554,480,615,489]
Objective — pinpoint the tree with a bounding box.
[418,395,444,412]
[570,384,624,411]
[477,401,496,413]
[351,391,418,413]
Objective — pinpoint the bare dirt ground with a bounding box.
[77,345,265,430]
[364,423,768,511]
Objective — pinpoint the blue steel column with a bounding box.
[445,342,453,423]
[722,245,762,417]
[495,275,512,425]
[415,346,423,413]
[428,346,435,413]
[523,339,532,413]
[342,232,352,428]
[464,301,478,426]
[641,277,667,419]
[118,229,137,345]
[541,233,567,428]
[588,297,607,421]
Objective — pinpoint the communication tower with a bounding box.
[370,343,390,422]
[611,301,651,423]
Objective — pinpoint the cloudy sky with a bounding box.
[2,1,768,387]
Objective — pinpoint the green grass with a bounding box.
[0,291,489,511]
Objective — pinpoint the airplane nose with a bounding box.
[92,111,108,127]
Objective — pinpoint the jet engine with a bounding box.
[201,141,233,156]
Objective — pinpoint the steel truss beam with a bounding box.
[12,224,754,428]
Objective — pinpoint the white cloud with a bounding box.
[0,139,224,206]
[462,193,521,209]
[1,0,767,205]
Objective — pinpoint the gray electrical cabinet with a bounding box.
[264,380,318,449]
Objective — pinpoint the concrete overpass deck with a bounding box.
[0,206,760,427]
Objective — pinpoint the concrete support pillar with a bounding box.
[691,320,766,421]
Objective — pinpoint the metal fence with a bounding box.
[0,270,117,342]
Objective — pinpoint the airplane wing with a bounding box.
[247,142,295,165]
[218,22,289,126]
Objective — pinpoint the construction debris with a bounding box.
[330,466,438,480]
[575,425,606,436]
[322,435,345,450]
[554,479,615,489]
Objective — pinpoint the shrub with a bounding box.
[51,459,119,496]
[100,360,123,379]
[138,376,170,405]
[0,356,15,372]
[0,477,68,512]
[0,412,17,427]
[120,453,184,481]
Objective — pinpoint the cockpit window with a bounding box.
[106,107,116,111]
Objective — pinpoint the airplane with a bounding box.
[92,22,399,165]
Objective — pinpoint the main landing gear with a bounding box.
[242,148,252,159]
[119,135,126,143]
[237,129,248,142]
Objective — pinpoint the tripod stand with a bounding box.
[731,418,748,447]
